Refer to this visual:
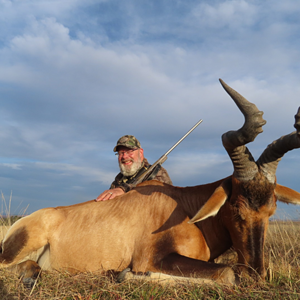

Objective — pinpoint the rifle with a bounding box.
[131,119,203,185]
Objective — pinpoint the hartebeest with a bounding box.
[1,79,300,286]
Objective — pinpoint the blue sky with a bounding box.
[0,0,300,219]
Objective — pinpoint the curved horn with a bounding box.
[257,107,300,183]
[220,79,267,181]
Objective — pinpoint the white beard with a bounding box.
[119,155,143,177]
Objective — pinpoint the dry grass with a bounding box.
[1,195,300,299]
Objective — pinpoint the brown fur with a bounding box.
[0,226,28,263]
[239,173,276,211]
[0,181,233,284]
[1,175,299,285]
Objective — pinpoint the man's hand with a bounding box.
[96,187,125,202]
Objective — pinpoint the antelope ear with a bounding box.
[275,184,300,205]
[188,177,232,224]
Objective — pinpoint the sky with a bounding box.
[0,0,300,219]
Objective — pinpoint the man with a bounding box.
[96,135,172,201]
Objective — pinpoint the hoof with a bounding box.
[22,277,37,289]
[116,268,131,283]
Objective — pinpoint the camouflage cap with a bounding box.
[113,135,141,152]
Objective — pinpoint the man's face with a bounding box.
[117,146,144,176]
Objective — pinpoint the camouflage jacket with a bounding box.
[110,158,172,192]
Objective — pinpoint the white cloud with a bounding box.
[34,161,114,185]
[0,0,96,19]
[1,163,22,170]
[192,0,257,29]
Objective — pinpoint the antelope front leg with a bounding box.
[152,253,236,285]
[7,260,41,288]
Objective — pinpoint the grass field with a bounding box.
[1,211,300,299]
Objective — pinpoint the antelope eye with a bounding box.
[239,212,246,221]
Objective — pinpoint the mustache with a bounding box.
[121,158,134,163]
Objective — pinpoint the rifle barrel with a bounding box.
[164,119,203,157]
